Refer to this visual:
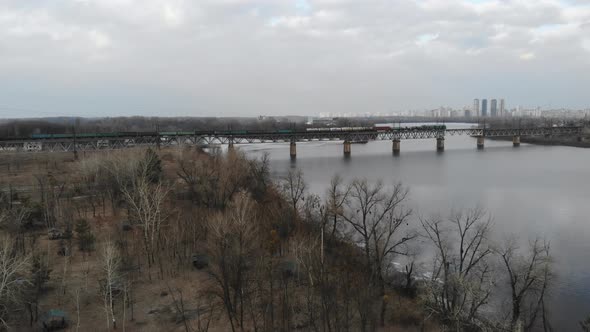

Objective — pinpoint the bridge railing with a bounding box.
[0,126,583,152]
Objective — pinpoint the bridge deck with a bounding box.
[0,126,582,152]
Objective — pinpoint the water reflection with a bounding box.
[237,124,590,330]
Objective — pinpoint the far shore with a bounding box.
[490,136,590,148]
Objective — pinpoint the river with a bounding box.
[237,123,590,330]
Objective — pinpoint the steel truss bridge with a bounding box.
[0,126,583,153]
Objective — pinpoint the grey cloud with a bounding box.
[0,0,589,118]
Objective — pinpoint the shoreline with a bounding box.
[489,136,590,148]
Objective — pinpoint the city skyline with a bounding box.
[1,0,590,118]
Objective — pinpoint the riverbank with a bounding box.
[242,137,590,331]
[490,135,590,148]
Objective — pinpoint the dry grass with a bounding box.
[2,147,437,332]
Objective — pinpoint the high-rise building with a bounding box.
[473,99,480,116]
[500,99,505,117]
[491,99,498,117]
[481,99,488,117]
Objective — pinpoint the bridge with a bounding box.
[0,126,583,157]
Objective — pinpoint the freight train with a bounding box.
[373,124,446,132]
[305,124,447,132]
[28,129,296,139]
[24,125,446,140]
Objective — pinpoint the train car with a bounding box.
[31,133,80,139]
[277,129,293,134]
[417,125,446,130]
[92,132,117,138]
[77,133,98,138]
[53,134,73,138]
[31,134,53,139]
[120,131,153,137]
[374,124,393,132]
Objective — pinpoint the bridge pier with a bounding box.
[343,140,351,157]
[476,136,484,149]
[436,137,444,152]
[392,139,400,155]
[513,135,520,147]
[290,141,297,159]
[228,140,235,151]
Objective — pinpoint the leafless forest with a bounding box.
[0,145,582,332]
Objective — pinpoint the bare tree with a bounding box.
[326,174,351,240]
[246,152,271,201]
[342,179,414,327]
[176,148,251,209]
[0,205,30,255]
[175,148,208,201]
[206,193,258,332]
[0,236,30,328]
[100,240,121,331]
[497,237,552,331]
[420,207,493,328]
[281,169,306,215]
[72,287,82,332]
[291,235,322,330]
[121,175,169,269]
[167,284,191,332]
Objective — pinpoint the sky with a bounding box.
[1,0,590,118]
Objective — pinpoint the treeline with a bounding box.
[0,115,484,139]
[484,117,583,129]
[0,116,306,138]
[2,115,585,139]
[0,147,587,331]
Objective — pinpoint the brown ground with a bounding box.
[2,148,440,332]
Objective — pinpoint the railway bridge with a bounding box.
[0,126,583,158]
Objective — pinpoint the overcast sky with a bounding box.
[1,0,589,118]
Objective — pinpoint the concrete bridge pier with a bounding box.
[290,141,297,159]
[343,140,351,157]
[436,137,445,152]
[392,139,401,155]
[476,136,484,149]
[513,135,521,147]
[228,139,235,151]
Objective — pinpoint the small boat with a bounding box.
[351,140,369,144]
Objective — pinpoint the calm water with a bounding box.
[238,123,590,330]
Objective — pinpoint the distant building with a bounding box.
[500,99,505,117]
[312,118,337,126]
[473,99,480,116]
[491,99,498,117]
[482,99,488,117]
[464,109,472,118]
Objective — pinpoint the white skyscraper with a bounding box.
[473,99,480,116]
